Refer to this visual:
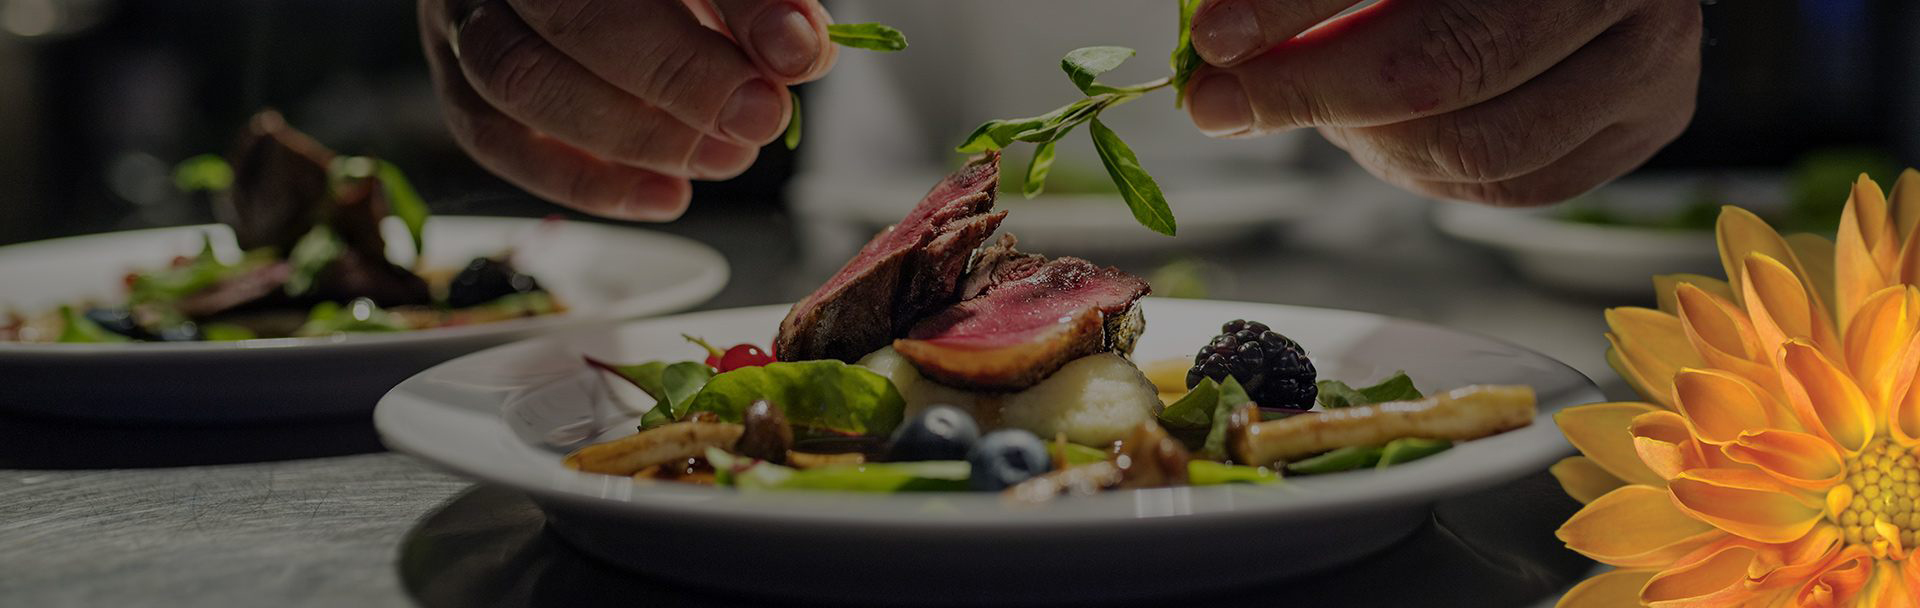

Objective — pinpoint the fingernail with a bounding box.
[1189,73,1253,137]
[719,79,785,143]
[752,5,820,78]
[690,136,755,179]
[1193,0,1262,65]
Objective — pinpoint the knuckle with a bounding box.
[510,0,603,38]
[633,41,710,115]
[1417,1,1514,105]
[1427,114,1518,183]
[468,26,566,116]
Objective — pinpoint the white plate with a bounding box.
[0,217,727,422]
[1432,173,1788,296]
[375,298,1599,603]
[791,169,1320,258]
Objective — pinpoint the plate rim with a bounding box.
[0,217,730,358]
[375,298,1601,529]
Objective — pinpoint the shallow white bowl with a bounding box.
[375,298,1599,603]
[0,217,727,422]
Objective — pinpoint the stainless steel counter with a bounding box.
[0,173,1635,607]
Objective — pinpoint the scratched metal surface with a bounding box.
[0,177,1635,606]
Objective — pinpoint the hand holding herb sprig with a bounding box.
[957,1,1203,236]
[783,23,909,150]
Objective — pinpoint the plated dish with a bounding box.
[376,155,1601,601]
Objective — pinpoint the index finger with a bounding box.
[1190,0,1642,134]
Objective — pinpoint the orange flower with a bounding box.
[1556,171,1920,607]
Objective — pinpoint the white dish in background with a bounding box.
[790,168,1319,261]
[0,217,727,423]
[375,298,1600,604]
[1433,173,1788,297]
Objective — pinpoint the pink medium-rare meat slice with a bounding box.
[775,153,1003,362]
[957,235,1045,300]
[894,257,1150,391]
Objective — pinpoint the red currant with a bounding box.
[718,344,774,371]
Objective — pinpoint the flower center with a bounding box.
[1837,439,1920,550]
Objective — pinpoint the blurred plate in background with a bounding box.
[0,217,728,423]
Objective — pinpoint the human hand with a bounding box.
[419,0,838,219]
[1183,0,1701,206]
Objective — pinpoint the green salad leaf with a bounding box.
[1198,375,1252,459]
[1158,375,1253,459]
[825,23,908,51]
[1317,371,1423,409]
[1188,461,1280,485]
[1378,437,1452,468]
[295,298,408,336]
[173,154,234,192]
[1286,445,1384,475]
[284,225,344,296]
[1158,376,1223,431]
[586,357,715,429]
[199,323,257,341]
[684,360,906,438]
[126,235,274,307]
[56,306,129,343]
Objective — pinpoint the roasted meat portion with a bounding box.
[223,110,335,253]
[775,153,1005,363]
[894,255,1149,391]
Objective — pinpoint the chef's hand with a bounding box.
[1184,0,1700,206]
[419,0,837,219]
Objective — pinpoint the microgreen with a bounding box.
[784,23,908,150]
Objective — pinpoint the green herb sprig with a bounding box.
[955,1,1205,236]
[783,23,909,150]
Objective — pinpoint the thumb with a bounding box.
[709,0,839,84]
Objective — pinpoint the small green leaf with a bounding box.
[1022,141,1057,199]
[1286,445,1384,475]
[1157,376,1221,431]
[199,323,257,341]
[684,360,906,438]
[174,154,234,192]
[1378,438,1452,468]
[591,359,672,401]
[1188,461,1280,485]
[659,361,716,419]
[56,306,130,343]
[294,298,408,336]
[1171,0,1205,108]
[1317,372,1423,409]
[373,160,430,258]
[783,90,803,150]
[955,97,1097,153]
[1198,376,1252,460]
[284,225,344,297]
[1088,118,1176,236]
[1061,46,1135,94]
[826,23,908,52]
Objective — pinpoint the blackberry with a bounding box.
[1185,319,1317,409]
[446,257,542,308]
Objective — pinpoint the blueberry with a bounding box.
[966,429,1052,491]
[446,257,541,309]
[154,321,202,342]
[84,308,146,339]
[886,405,980,462]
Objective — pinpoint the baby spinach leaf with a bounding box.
[659,361,716,419]
[1158,376,1221,431]
[1188,461,1280,485]
[1022,140,1057,198]
[1317,372,1423,409]
[1377,438,1452,468]
[1062,46,1135,94]
[1198,376,1252,460]
[684,360,905,438]
[1286,445,1384,475]
[826,23,908,51]
[586,357,714,425]
[1089,118,1176,236]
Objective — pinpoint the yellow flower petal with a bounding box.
[1642,543,1762,607]
[1742,253,1841,360]
[1787,232,1839,320]
[1673,368,1792,444]
[1889,331,1920,446]
[1778,340,1877,455]
[1789,545,1873,608]
[1558,485,1725,568]
[1632,411,1705,481]
[1556,402,1667,487]
[1720,206,1814,310]
[1720,429,1846,491]
[1677,285,1782,398]
[1551,456,1627,505]
[1747,523,1845,591]
[1608,341,1673,409]
[1610,307,1707,394]
[1656,273,1736,317]
[1669,468,1824,544]
[1863,558,1915,608]
[1892,168,1920,242]
[1843,285,1918,409]
[1557,569,1657,608]
[1837,179,1895,334]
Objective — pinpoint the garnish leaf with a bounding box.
[956,97,1097,153]
[684,360,905,438]
[373,160,430,258]
[783,91,803,150]
[174,154,234,192]
[1188,461,1280,485]
[826,23,908,52]
[1171,0,1205,108]
[1317,372,1423,409]
[1062,46,1135,94]
[659,361,716,419]
[586,357,714,426]
[285,225,344,296]
[1089,118,1176,236]
[1158,376,1222,430]
[1198,376,1253,459]
[1022,140,1057,199]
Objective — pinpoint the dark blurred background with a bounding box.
[0,0,1912,247]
